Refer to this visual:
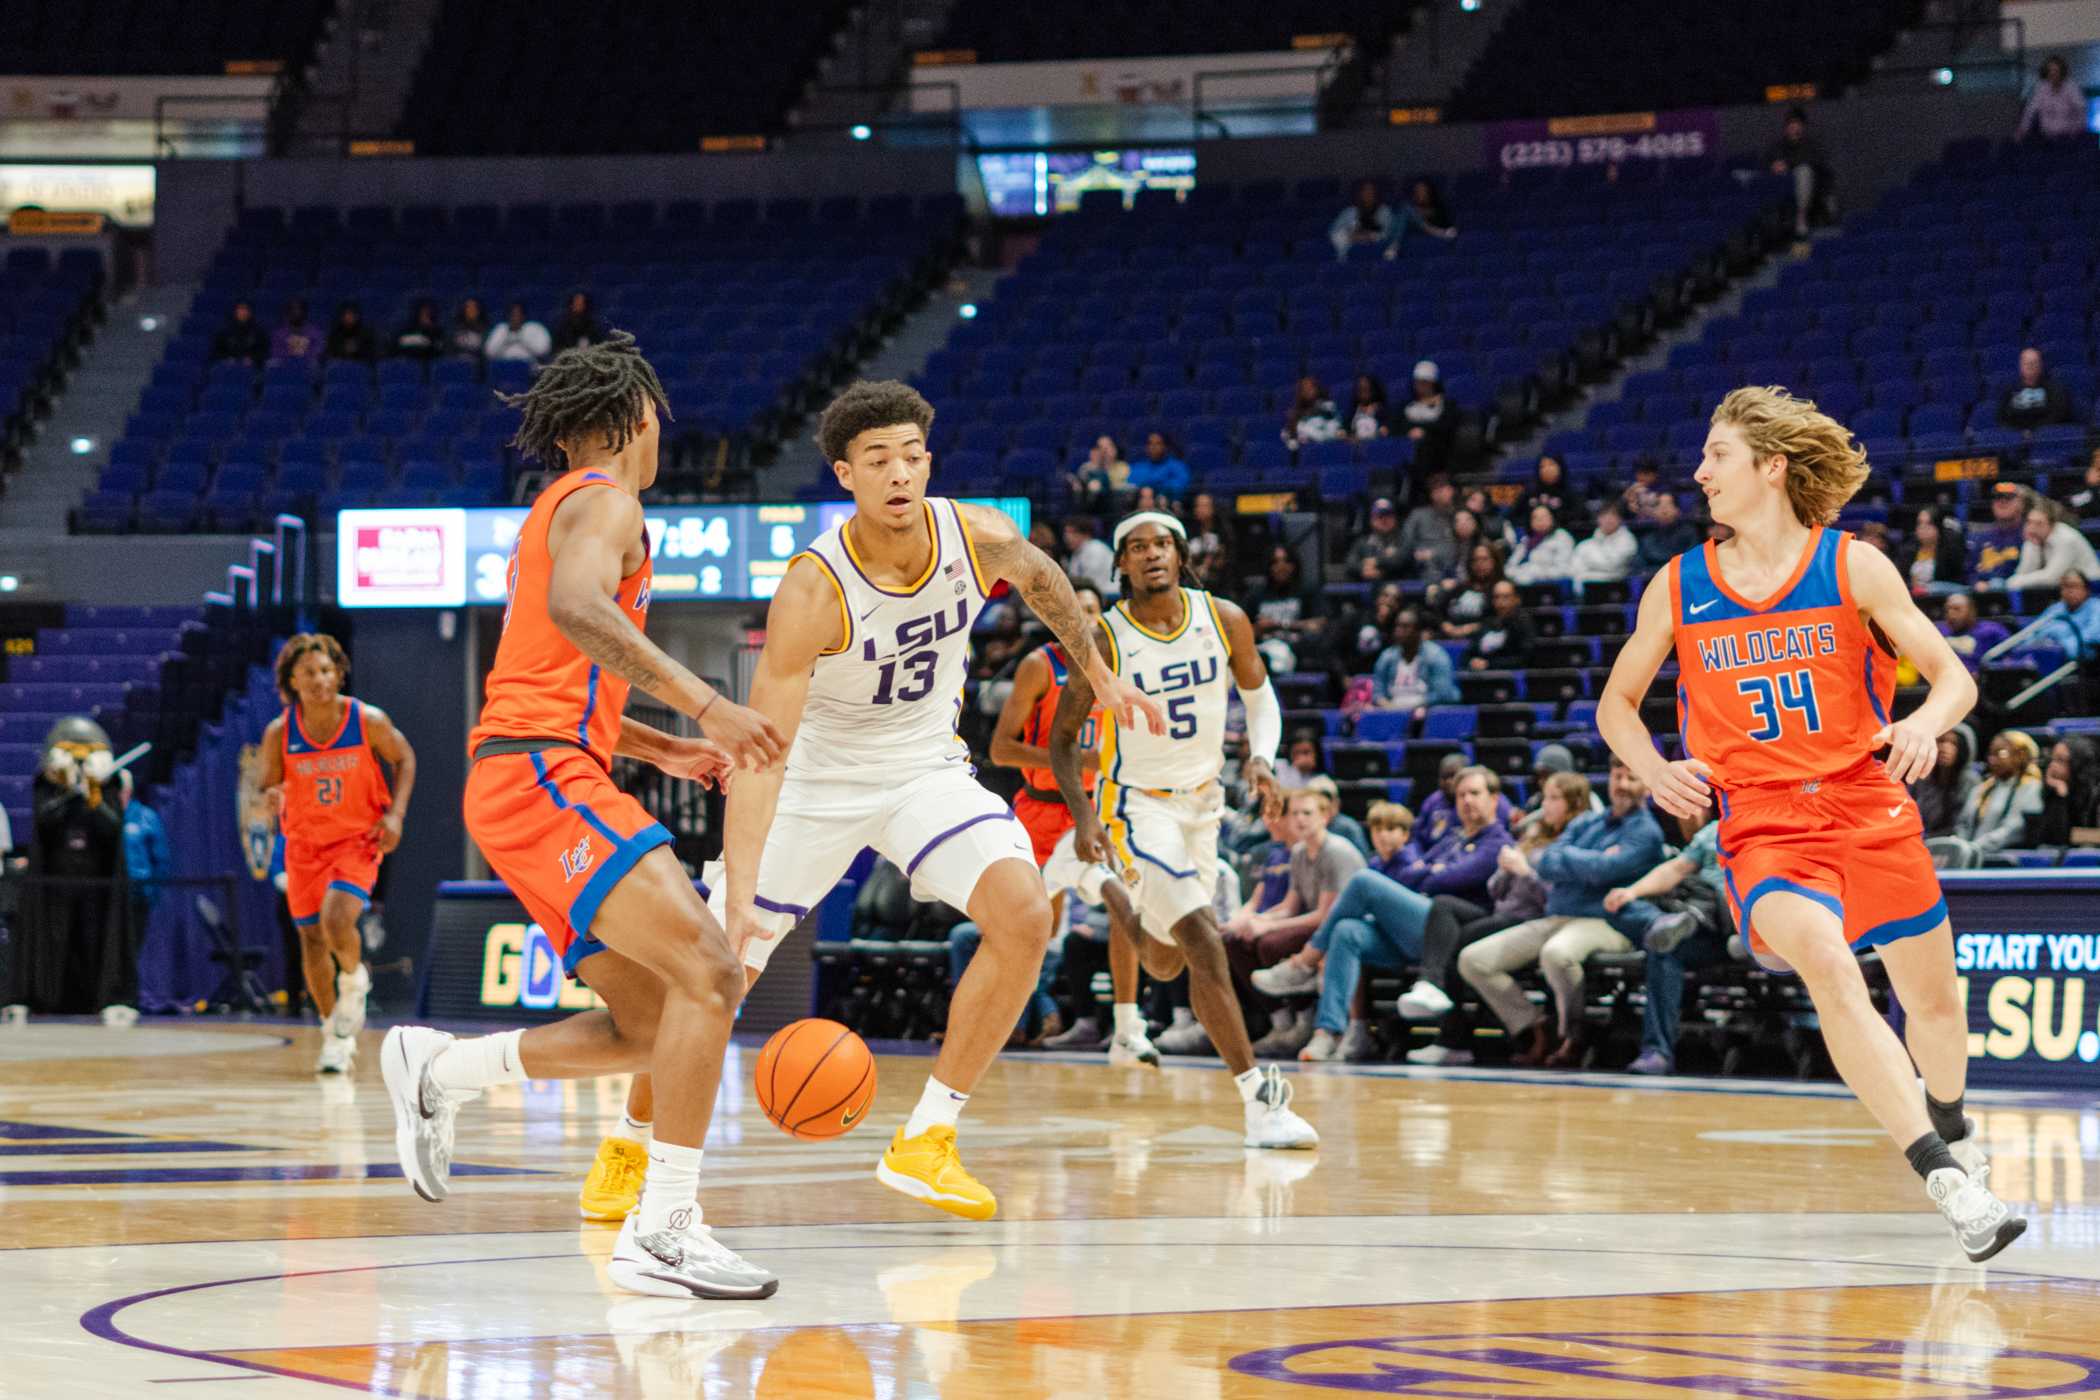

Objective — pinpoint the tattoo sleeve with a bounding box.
[1047,654,1099,820]
[975,527,1101,677]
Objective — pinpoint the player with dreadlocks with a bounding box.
[381,332,796,1300]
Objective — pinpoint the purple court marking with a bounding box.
[5,1162,547,1187]
[1229,1330,2100,1398]
[0,1120,135,1140]
[0,1141,265,1157]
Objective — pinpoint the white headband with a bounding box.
[1112,511,1188,553]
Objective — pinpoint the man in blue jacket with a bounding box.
[1252,766,1512,1062]
[1458,756,1662,1066]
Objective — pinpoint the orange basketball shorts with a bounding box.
[1714,759,1948,972]
[1013,791,1075,866]
[464,747,673,975]
[285,834,381,925]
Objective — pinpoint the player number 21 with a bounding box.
[316,775,342,805]
[1737,668,1822,743]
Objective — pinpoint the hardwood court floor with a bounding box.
[3,1020,2098,1398]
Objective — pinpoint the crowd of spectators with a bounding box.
[209,292,606,373]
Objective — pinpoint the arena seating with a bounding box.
[1445,0,1918,121]
[398,0,852,155]
[905,168,1788,506]
[934,0,1410,62]
[0,0,328,74]
[74,195,964,534]
[2,248,108,467]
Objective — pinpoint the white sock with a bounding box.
[636,1141,703,1236]
[616,1113,651,1143]
[1112,1003,1144,1040]
[1234,1067,1264,1104]
[1170,1007,1195,1027]
[429,1029,529,1093]
[903,1076,969,1138]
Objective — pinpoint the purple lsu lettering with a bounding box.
[1694,622,1837,673]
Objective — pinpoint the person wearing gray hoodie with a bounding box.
[1911,724,1979,840]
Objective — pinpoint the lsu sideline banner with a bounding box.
[1484,107,1718,173]
[1939,871,2100,1090]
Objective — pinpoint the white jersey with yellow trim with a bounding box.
[786,495,990,782]
[1097,586,1232,793]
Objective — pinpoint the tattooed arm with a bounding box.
[545,485,783,767]
[957,501,1165,734]
[1048,620,1117,866]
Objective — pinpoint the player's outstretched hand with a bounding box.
[1874,718,1937,785]
[659,735,735,789]
[1245,757,1283,815]
[698,695,786,770]
[1073,810,1112,866]
[1098,672,1168,737]
[369,810,405,853]
[1647,758,1713,820]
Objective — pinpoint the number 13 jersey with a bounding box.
[1670,526,1897,792]
[787,496,989,783]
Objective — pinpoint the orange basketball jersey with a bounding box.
[471,469,653,769]
[1019,642,1100,794]
[280,698,391,848]
[1670,527,1895,791]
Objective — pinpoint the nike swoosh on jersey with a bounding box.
[1689,599,1719,614]
[1888,804,1905,816]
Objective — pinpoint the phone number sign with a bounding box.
[1485,107,1718,171]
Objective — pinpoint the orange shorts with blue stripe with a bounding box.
[1715,759,1947,972]
[464,747,673,976]
[1013,791,1074,866]
[284,835,380,925]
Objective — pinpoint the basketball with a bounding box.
[754,1018,877,1140]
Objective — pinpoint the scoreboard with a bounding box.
[337,497,1031,607]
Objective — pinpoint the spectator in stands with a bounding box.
[1406,752,1516,856]
[1348,374,1390,440]
[1399,474,1460,580]
[324,302,377,363]
[1526,454,1576,527]
[1276,732,1321,794]
[2032,735,2100,847]
[1132,485,1163,517]
[392,298,444,361]
[1128,430,1190,503]
[1912,725,1979,839]
[1604,811,1732,1075]
[970,607,1026,681]
[1999,347,2076,431]
[1186,491,1231,586]
[1855,520,1897,564]
[1309,774,1373,861]
[1973,483,2031,585]
[1345,582,1405,671]
[2000,504,2100,592]
[1636,493,1700,570]
[117,770,169,977]
[1469,579,1535,671]
[269,298,321,369]
[1260,766,1509,1061]
[485,300,552,364]
[1936,591,2008,672]
[1346,497,1408,580]
[1284,376,1344,447]
[1248,545,1323,657]
[1955,729,2045,856]
[1401,772,1590,1058]
[1401,363,1455,473]
[211,299,268,366]
[1528,744,1603,815]
[2068,450,2100,518]
[1365,799,1414,879]
[1571,502,1638,583]
[552,291,604,353]
[1401,178,1458,243]
[1450,505,1494,565]
[1227,788,1365,1056]
[1506,504,1575,584]
[1767,106,1832,237]
[1061,516,1116,597]
[2016,56,2087,141]
[1621,458,1667,522]
[448,297,490,360]
[1068,434,1129,506]
[1457,756,1662,1067]
[1373,607,1458,714]
[1329,178,1400,262]
[2020,569,2100,659]
[1901,508,1966,595]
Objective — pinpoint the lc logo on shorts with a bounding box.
[480,921,605,1012]
[559,834,594,883]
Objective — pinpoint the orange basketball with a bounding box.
[754,1018,876,1140]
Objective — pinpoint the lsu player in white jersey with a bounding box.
[1049,512,1319,1149]
[718,381,1163,1221]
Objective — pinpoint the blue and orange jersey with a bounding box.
[281,697,391,848]
[1670,527,1896,791]
[1018,642,1099,793]
[470,469,653,770]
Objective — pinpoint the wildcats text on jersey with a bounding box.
[1694,622,1839,674]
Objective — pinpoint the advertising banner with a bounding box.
[1483,107,1719,173]
[909,49,1327,113]
[1940,871,2100,1090]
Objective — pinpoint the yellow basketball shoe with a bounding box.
[578,1135,648,1222]
[875,1125,997,1221]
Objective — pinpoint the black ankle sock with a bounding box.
[1926,1092,1967,1143]
[1905,1131,1960,1181]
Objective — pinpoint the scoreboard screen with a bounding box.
[337,497,1031,608]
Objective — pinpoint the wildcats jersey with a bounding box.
[1099,588,1233,792]
[281,698,390,848]
[1671,527,1895,791]
[786,496,988,782]
[1019,642,1099,794]
[471,469,652,770]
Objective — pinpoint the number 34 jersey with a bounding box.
[1670,527,1897,792]
[786,496,991,783]
[1098,587,1234,793]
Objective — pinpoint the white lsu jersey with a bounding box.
[786,495,989,782]
[1098,588,1233,792]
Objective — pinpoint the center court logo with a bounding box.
[1228,1333,2100,1397]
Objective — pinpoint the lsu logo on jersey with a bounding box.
[1133,656,1220,696]
[558,834,594,883]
